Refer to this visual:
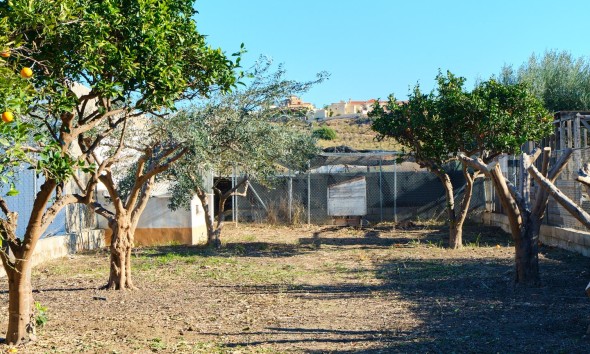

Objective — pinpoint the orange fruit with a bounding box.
[20,67,33,79]
[2,111,14,123]
[0,49,9,58]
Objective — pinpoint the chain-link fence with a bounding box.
[228,155,486,226]
[0,169,97,238]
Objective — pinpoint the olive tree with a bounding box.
[169,61,324,247]
[499,50,590,111]
[89,117,189,290]
[0,0,237,344]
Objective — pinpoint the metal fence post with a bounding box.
[307,161,311,226]
[379,157,383,223]
[232,166,239,226]
[231,166,237,226]
[394,159,398,223]
[288,169,293,224]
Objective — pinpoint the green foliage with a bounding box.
[370,71,552,168]
[168,59,324,211]
[499,50,590,111]
[312,125,337,140]
[0,0,239,195]
[34,301,48,328]
[4,0,240,109]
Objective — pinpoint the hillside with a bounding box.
[312,117,401,151]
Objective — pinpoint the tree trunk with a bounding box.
[212,195,229,249]
[5,257,35,344]
[436,171,462,249]
[514,215,541,285]
[195,188,217,248]
[449,223,462,249]
[105,219,135,290]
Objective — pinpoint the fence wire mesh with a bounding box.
[233,158,487,226]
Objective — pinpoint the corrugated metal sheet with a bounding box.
[327,177,367,216]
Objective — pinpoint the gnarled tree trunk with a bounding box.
[195,188,218,248]
[105,218,135,290]
[436,171,460,249]
[0,177,82,344]
[514,216,541,285]
[194,176,249,248]
[461,148,571,286]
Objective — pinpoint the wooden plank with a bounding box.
[560,120,565,150]
[575,114,582,149]
[328,176,366,189]
[567,119,573,148]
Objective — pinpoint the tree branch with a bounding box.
[529,164,590,229]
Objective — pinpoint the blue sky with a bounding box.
[195,0,590,107]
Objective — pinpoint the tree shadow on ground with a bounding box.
[208,224,590,353]
[214,253,590,353]
[220,327,406,350]
[0,287,95,295]
[370,253,590,353]
[297,223,510,250]
[134,224,510,260]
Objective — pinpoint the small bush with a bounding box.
[312,126,337,140]
[35,302,48,328]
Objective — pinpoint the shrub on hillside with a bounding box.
[312,126,337,140]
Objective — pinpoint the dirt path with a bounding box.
[0,223,589,353]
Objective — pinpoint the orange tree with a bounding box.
[371,72,551,262]
[0,0,238,345]
[371,72,483,249]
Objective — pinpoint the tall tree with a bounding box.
[499,50,590,111]
[169,61,324,247]
[371,73,552,253]
[89,117,188,290]
[0,0,237,344]
[458,80,553,285]
[524,154,590,293]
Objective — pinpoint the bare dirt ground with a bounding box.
[1,222,590,353]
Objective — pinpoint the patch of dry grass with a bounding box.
[312,118,401,150]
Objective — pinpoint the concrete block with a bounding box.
[487,213,590,257]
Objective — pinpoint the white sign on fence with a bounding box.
[327,177,367,216]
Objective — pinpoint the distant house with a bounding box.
[283,95,315,110]
[326,99,388,118]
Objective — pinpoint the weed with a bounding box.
[149,337,167,351]
[323,262,349,273]
[466,233,482,248]
[266,198,306,225]
[426,239,443,248]
[406,239,421,247]
[233,244,246,255]
[35,301,48,328]
[356,250,371,262]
